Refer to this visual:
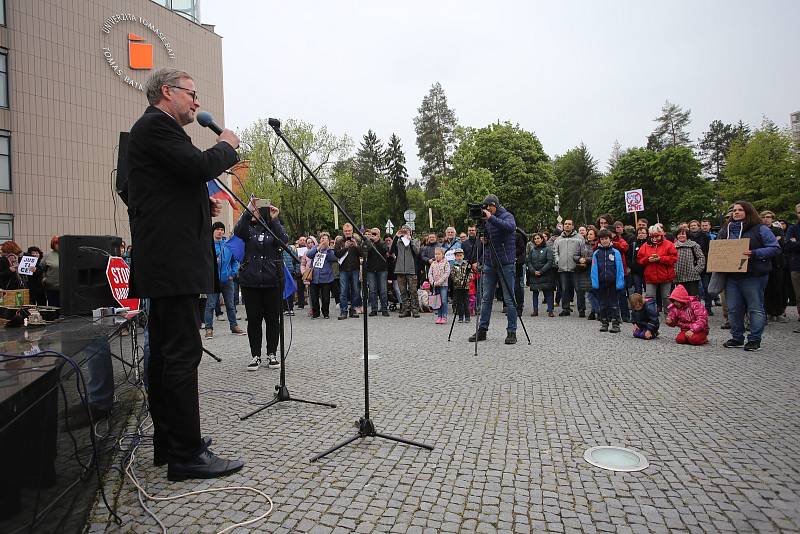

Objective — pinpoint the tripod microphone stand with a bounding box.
[264,118,433,461]
[209,174,336,419]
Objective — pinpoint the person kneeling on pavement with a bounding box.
[629,293,659,340]
[665,284,709,346]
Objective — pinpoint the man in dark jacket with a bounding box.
[469,194,519,345]
[364,227,389,316]
[334,223,363,319]
[461,225,477,264]
[126,68,243,481]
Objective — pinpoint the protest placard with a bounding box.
[706,238,750,273]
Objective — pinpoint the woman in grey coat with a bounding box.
[673,226,706,296]
[574,228,597,319]
[526,233,556,316]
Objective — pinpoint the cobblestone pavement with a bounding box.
[89,300,800,533]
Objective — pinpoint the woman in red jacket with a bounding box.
[637,225,678,312]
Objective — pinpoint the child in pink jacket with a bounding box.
[665,284,709,345]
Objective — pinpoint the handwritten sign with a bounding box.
[625,188,644,213]
[17,255,38,276]
[706,238,750,273]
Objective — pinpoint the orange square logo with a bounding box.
[128,33,153,70]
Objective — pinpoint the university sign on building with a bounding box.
[100,13,177,91]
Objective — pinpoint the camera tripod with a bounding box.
[448,221,531,352]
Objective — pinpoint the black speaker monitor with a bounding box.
[58,235,122,316]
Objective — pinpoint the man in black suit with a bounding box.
[127,67,243,481]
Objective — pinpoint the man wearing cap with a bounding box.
[469,194,519,344]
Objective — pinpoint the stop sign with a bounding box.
[106,256,140,310]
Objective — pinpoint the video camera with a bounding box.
[468,202,487,222]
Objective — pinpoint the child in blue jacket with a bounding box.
[591,229,626,333]
[629,293,659,339]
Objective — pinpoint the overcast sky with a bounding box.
[201,0,799,178]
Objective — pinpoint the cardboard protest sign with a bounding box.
[706,238,750,273]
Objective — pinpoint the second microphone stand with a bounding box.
[263,118,433,462]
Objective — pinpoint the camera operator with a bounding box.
[468,194,519,345]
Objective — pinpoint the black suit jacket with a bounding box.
[126,106,239,298]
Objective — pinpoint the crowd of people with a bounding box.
[197,198,798,359]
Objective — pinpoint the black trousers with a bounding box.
[147,295,203,462]
[241,286,281,357]
[310,282,332,318]
[453,288,469,318]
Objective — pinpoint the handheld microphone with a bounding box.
[196,111,223,135]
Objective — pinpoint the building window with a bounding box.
[0,214,11,240]
[0,132,9,191]
[0,51,7,108]
[0,0,5,26]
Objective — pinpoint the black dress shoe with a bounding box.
[155,437,212,467]
[167,449,244,481]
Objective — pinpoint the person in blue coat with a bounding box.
[591,229,626,333]
[469,194,519,345]
[204,221,243,338]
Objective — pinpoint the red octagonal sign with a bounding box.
[106,256,140,310]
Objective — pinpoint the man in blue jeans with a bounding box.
[364,227,389,316]
[469,194,519,345]
[204,222,246,338]
[335,223,363,319]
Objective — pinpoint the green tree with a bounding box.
[599,146,715,225]
[239,118,352,236]
[698,120,736,181]
[647,100,692,150]
[554,143,602,225]
[722,120,798,217]
[353,129,385,186]
[385,133,409,229]
[433,123,555,230]
[414,82,458,196]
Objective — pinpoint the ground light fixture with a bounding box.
[583,446,649,472]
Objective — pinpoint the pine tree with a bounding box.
[414,82,458,194]
[353,129,385,186]
[385,133,409,226]
[554,143,602,224]
[648,100,692,150]
[608,139,623,171]
[698,120,736,181]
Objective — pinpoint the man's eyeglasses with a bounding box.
[167,85,198,101]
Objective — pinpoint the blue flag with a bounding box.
[283,263,297,299]
[225,235,245,262]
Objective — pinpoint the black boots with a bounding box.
[468,329,488,342]
[504,331,517,345]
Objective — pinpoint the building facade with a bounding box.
[791,111,800,147]
[0,0,230,250]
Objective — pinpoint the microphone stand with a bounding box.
[210,172,337,419]
[265,118,433,462]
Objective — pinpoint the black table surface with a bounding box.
[0,313,139,405]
